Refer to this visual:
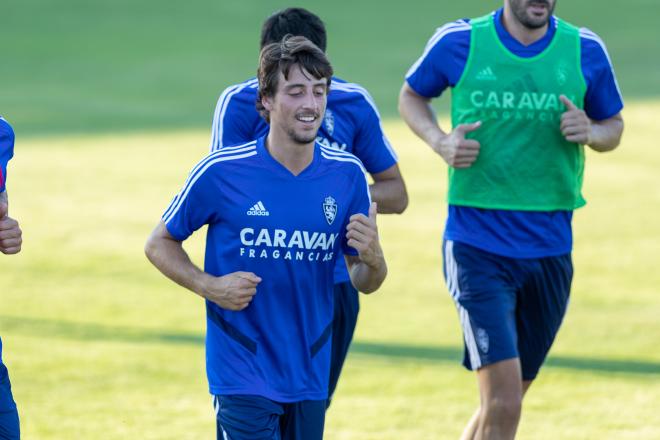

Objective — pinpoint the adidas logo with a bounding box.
[247,201,270,216]
[476,66,497,81]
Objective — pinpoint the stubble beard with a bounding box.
[511,0,556,29]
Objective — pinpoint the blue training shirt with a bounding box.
[0,117,15,362]
[162,137,371,402]
[406,9,624,258]
[209,76,397,282]
[0,117,15,194]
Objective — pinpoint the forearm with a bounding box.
[587,114,624,152]
[0,191,7,207]
[398,84,448,152]
[144,223,211,298]
[347,256,387,294]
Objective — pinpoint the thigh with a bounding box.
[280,400,326,440]
[517,254,573,380]
[328,282,360,403]
[443,240,520,371]
[214,395,283,440]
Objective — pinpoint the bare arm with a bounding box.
[145,221,261,311]
[344,203,387,293]
[398,83,481,168]
[559,96,623,152]
[369,164,408,214]
[0,191,22,255]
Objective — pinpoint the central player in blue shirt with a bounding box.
[145,36,387,440]
[209,8,408,408]
[1,116,23,440]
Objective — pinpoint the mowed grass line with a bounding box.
[1,102,659,438]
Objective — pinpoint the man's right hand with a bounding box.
[0,202,22,255]
[432,121,482,168]
[200,271,262,311]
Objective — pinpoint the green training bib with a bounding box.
[449,14,587,210]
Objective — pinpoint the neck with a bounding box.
[265,129,315,176]
[501,7,549,46]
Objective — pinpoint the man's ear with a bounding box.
[262,95,273,112]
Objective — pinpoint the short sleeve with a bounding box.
[0,118,15,193]
[209,80,262,152]
[351,93,398,174]
[580,29,624,121]
[405,20,472,98]
[161,159,220,241]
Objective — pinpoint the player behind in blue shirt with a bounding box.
[145,36,387,440]
[209,7,407,407]
[1,116,24,440]
[399,0,623,438]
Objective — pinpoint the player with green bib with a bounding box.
[399,0,623,438]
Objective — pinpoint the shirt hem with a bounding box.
[209,386,327,403]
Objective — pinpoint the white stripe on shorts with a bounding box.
[444,240,482,370]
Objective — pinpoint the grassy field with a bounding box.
[1,102,659,438]
[2,0,659,135]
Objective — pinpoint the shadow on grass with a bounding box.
[2,315,659,376]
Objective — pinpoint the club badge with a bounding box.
[324,109,335,136]
[323,196,337,225]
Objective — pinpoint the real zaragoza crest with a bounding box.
[323,196,337,225]
[324,109,335,136]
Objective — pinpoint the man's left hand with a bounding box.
[560,95,592,145]
[346,202,383,268]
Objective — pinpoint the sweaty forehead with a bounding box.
[281,65,327,87]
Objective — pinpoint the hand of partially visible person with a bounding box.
[346,202,383,268]
[560,95,592,144]
[0,202,22,255]
[432,121,482,168]
[200,271,262,311]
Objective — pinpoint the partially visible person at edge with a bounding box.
[209,7,407,408]
[1,116,24,440]
[399,1,623,438]
[146,36,387,439]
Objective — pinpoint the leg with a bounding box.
[0,359,20,440]
[475,359,522,440]
[214,395,283,440]
[326,282,359,408]
[461,381,533,440]
[443,241,524,440]
[280,400,326,440]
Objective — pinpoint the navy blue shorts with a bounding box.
[0,357,20,440]
[443,240,572,381]
[327,281,359,406]
[213,395,325,440]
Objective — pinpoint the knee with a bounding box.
[482,395,522,423]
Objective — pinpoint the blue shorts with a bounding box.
[213,395,325,440]
[443,240,572,380]
[0,356,20,440]
[327,281,359,406]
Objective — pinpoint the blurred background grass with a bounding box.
[2,0,659,135]
[1,0,660,438]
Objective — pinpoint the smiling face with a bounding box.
[262,64,328,145]
[508,0,556,29]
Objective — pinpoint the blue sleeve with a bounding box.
[209,81,261,152]
[580,29,624,121]
[0,119,15,193]
[351,93,398,174]
[405,20,472,98]
[161,160,221,241]
[341,166,371,256]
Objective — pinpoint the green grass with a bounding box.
[2,102,659,438]
[2,0,659,135]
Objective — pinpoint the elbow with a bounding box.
[393,189,409,214]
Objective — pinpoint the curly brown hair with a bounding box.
[256,35,333,123]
